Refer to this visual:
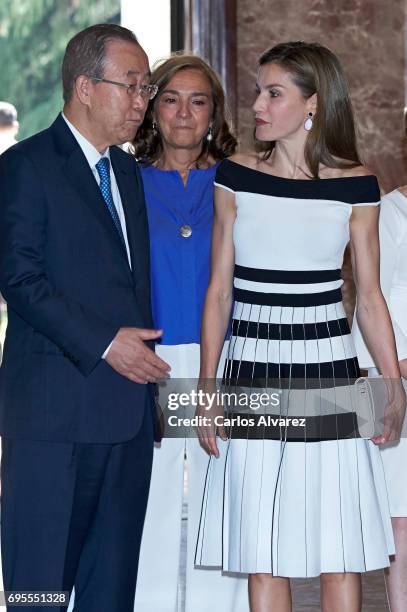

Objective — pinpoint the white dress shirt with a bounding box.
[62,114,132,358]
[0,135,18,155]
[353,189,407,367]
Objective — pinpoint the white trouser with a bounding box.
[134,343,249,612]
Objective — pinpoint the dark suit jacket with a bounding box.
[0,114,155,443]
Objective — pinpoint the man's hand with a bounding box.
[105,327,170,384]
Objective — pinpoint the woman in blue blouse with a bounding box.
[132,55,248,612]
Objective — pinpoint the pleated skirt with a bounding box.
[195,436,394,577]
[195,269,394,577]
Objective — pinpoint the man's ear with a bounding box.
[75,75,92,106]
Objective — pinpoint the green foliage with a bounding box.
[0,0,120,139]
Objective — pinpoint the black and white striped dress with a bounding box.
[195,160,394,577]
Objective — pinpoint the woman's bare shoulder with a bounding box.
[228,152,261,170]
[340,165,375,178]
[321,164,375,179]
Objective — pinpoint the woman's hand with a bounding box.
[371,377,406,445]
[195,379,227,458]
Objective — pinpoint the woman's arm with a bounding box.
[197,185,236,456]
[351,205,405,442]
[351,205,399,376]
[381,188,407,378]
[199,186,236,378]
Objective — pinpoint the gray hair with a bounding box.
[0,101,17,126]
[62,23,139,103]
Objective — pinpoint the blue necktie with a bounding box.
[95,157,126,248]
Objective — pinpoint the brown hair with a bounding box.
[132,54,237,164]
[62,24,139,103]
[258,41,362,178]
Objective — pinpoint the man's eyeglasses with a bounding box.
[89,76,158,100]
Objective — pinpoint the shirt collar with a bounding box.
[0,136,17,155]
[62,113,110,169]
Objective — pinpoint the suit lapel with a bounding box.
[110,147,144,284]
[51,115,132,276]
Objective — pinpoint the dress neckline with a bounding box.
[143,162,219,174]
[224,158,376,183]
[142,161,219,189]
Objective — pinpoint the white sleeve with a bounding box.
[353,193,407,366]
[380,197,407,360]
[214,182,235,194]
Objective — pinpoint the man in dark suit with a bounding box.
[0,23,170,611]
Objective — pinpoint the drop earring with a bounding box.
[206,125,213,141]
[304,112,313,131]
[152,121,158,136]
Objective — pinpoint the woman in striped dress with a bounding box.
[194,42,405,611]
